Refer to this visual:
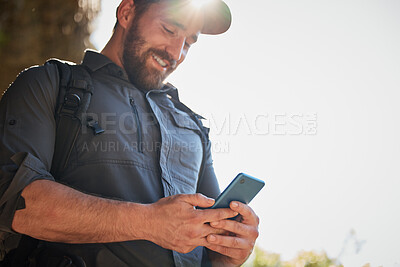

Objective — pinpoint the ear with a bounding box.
[116,0,136,29]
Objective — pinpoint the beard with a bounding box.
[122,18,177,91]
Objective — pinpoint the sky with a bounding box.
[91,1,400,266]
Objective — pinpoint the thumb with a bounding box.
[185,193,215,208]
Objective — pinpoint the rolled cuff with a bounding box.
[0,152,54,233]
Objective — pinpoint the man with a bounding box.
[0,0,260,266]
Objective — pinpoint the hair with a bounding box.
[114,0,161,30]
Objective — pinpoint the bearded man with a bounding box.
[0,0,260,266]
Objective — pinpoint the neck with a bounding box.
[101,28,125,69]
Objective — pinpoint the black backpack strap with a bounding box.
[166,90,210,189]
[47,59,96,178]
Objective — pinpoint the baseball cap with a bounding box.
[117,0,232,35]
[199,0,231,35]
[167,0,232,35]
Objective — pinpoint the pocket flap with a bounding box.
[169,109,200,131]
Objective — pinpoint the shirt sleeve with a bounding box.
[0,63,59,233]
[196,136,221,199]
[197,139,220,266]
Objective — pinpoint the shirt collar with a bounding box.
[81,49,115,72]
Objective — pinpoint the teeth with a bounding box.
[153,54,167,67]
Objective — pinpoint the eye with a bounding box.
[162,25,174,35]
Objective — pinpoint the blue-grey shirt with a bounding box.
[0,50,220,266]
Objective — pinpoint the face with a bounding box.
[122,1,203,91]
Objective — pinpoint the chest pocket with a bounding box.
[69,92,148,170]
[166,109,203,194]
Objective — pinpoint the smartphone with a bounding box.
[209,173,265,209]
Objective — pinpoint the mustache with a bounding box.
[148,48,177,69]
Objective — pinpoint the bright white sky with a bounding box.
[91,1,400,266]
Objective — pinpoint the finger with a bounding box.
[209,220,259,239]
[183,193,215,208]
[229,202,259,225]
[206,234,249,250]
[201,224,227,236]
[199,208,239,223]
[196,236,211,248]
[181,235,219,251]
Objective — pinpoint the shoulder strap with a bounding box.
[47,59,95,178]
[166,91,210,189]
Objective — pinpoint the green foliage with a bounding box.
[288,250,339,267]
[252,247,281,267]
[248,246,343,267]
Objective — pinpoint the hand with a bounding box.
[206,201,260,267]
[142,194,239,254]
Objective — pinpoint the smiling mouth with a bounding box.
[152,54,168,68]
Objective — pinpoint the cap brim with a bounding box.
[201,0,231,35]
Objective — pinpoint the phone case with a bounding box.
[211,173,265,209]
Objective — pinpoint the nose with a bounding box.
[166,36,186,62]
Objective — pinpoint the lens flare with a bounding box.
[190,0,214,9]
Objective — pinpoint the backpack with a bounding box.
[0,60,96,265]
[0,59,210,264]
